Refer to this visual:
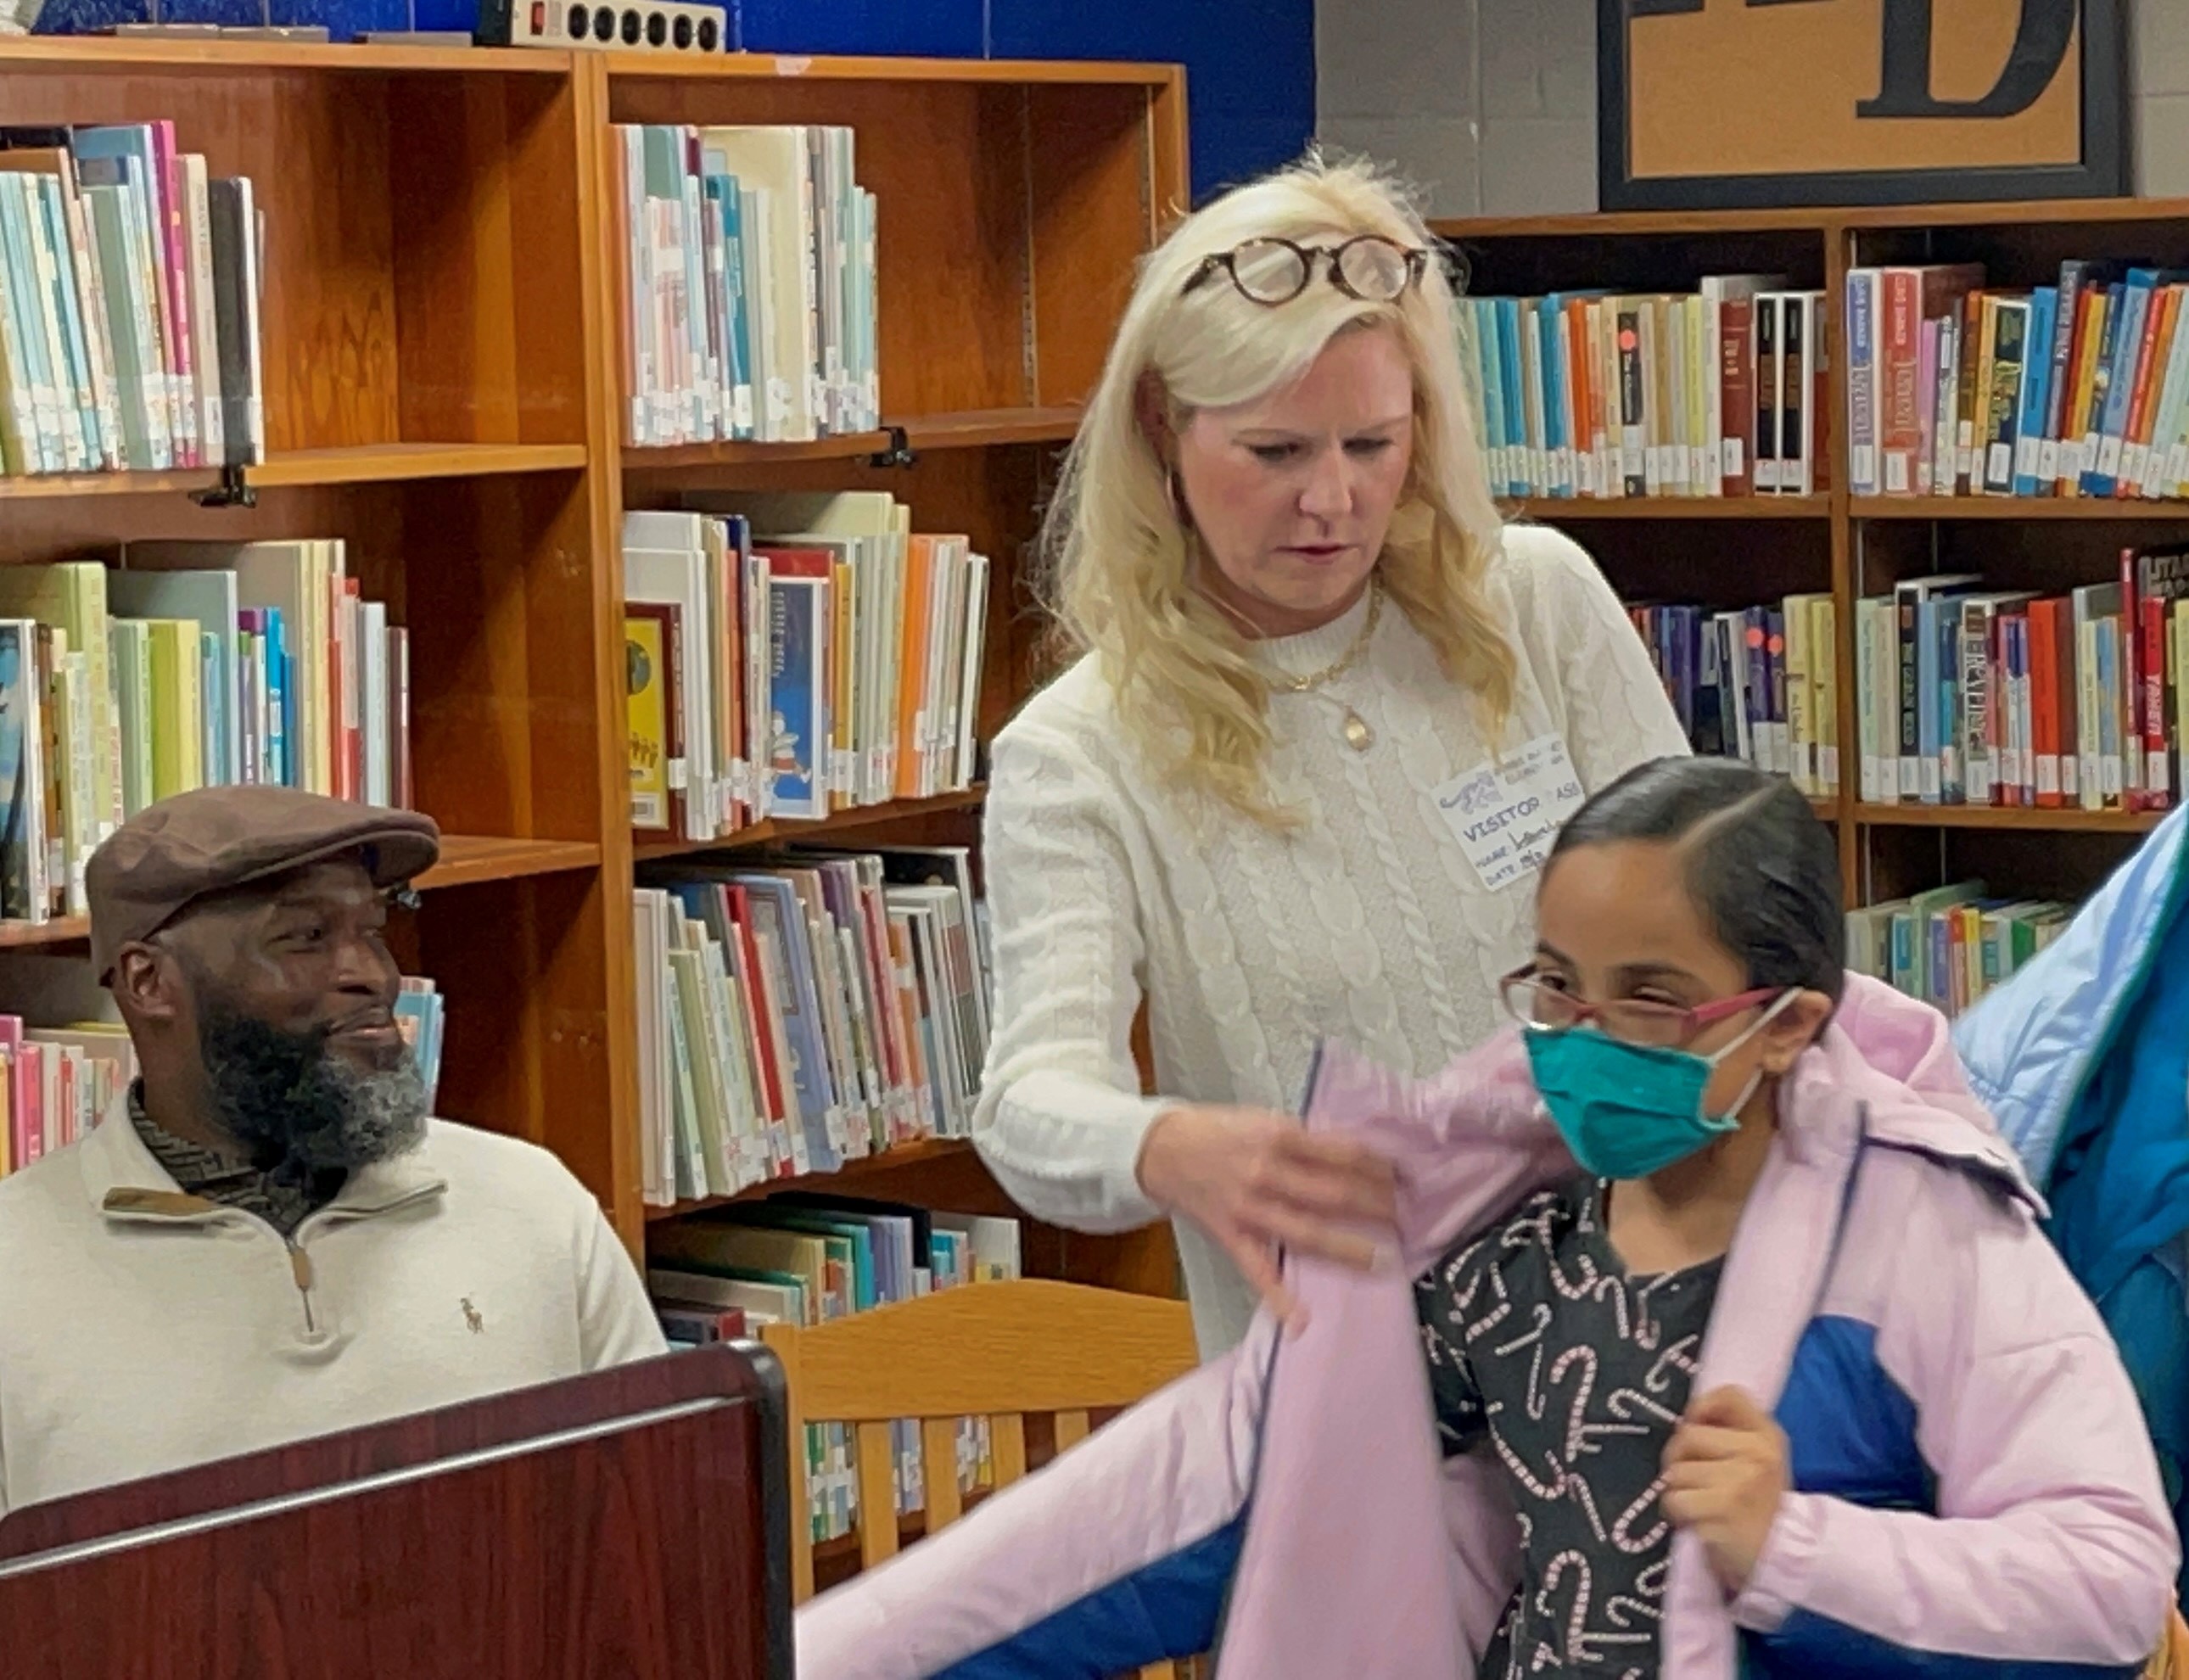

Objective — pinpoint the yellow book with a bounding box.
[144,618,204,799]
[1686,295,1711,496]
[1783,593,1814,794]
[624,610,672,833]
[0,563,118,842]
[1811,596,1840,798]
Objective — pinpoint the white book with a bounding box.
[699,126,819,442]
[632,888,674,1207]
[957,552,990,792]
[181,154,223,469]
[361,599,389,807]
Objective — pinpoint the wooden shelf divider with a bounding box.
[0,836,601,953]
[416,837,604,890]
[647,1137,975,1222]
[1509,494,1828,521]
[1851,804,2162,835]
[1851,496,2189,522]
[634,789,986,864]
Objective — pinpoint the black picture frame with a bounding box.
[1598,0,2129,211]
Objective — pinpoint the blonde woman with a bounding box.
[973,155,1688,1356]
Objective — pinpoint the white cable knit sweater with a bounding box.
[971,524,1691,1354]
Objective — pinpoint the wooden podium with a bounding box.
[0,1342,792,1679]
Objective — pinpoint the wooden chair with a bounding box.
[2147,1604,2189,1679]
[761,1278,1202,1679]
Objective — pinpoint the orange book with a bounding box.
[1565,297,1593,494]
[893,535,938,799]
[2061,288,2110,496]
[2031,596,2082,807]
[886,916,933,1141]
[2125,286,2184,498]
[2118,285,2178,498]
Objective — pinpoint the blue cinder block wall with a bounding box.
[731,0,1315,203]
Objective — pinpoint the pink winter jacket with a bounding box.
[796,975,2178,1679]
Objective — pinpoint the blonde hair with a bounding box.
[1041,151,1517,824]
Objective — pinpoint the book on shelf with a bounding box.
[1847,882,2069,1021]
[634,841,992,1208]
[0,550,408,926]
[0,123,264,480]
[1627,594,1840,798]
[1845,260,2189,500]
[1854,544,2189,812]
[648,1199,1022,1542]
[1453,278,1829,500]
[0,1016,134,1181]
[623,493,990,842]
[0,972,439,1179]
[395,974,445,1115]
[612,122,878,449]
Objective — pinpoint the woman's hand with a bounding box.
[1662,1386,1789,1594]
[1135,1103,1398,1333]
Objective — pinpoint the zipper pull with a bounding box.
[289,1244,315,1294]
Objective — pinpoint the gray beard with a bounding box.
[197,1004,430,1181]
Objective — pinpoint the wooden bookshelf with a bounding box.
[0,41,1185,1304]
[1436,198,2189,926]
[596,50,1184,1294]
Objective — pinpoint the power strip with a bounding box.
[475,0,737,53]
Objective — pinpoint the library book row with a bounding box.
[1629,594,1840,798]
[1846,261,2189,502]
[1454,252,2189,508]
[0,119,264,480]
[1454,281,1831,502]
[614,122,878,450]
[0,977,443,1180]
[1630,541,2189,815]
[633,842,991,1208]
[0,550,407,927]
[1860,549,2187,814]
[648,1200,1024,1543]
[624,494,989,843]
[1846,885,2068,1022]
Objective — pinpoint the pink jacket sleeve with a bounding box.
[1732,1168,2178,1669]
[793,1317,1272,1680]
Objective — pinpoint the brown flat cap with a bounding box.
[88,787,441,983]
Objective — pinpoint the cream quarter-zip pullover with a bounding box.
[0,1107,667,1520]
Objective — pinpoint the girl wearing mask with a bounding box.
[801,757,2176,1680]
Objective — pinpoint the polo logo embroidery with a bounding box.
[462,1297,484,1334]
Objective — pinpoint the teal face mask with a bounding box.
[1523,990,1795,1181]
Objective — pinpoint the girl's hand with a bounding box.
[1135,1103,1397,1335]
[1661,1386,1789,1593]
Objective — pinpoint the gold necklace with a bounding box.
[1270,586,1382,752]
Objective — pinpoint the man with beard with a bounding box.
[0,786,666,1520]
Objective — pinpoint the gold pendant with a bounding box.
[1341,708,1374,752]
